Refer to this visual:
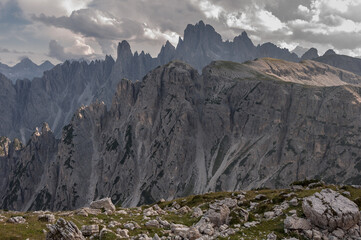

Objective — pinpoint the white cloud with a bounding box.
[66,37,94,55]
[143,26,180,46]
[194,0,224,19]
[298,5,310,14]
[225,12,255,31]
[257,9,286,31]
[62,0,92,15]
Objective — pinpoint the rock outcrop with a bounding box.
[302,189,360,231]
[90,198,116,212]
[46,218,85,240]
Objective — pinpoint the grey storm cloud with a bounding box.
[0,0,30,30]
[0,47,33,54]
[2,0,361,64]
[33,9,144,40]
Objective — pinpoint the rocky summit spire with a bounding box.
[158,40,176,65]
[117,40,133,63]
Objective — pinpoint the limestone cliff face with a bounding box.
[2,59,361,211]
[0,56,116,141]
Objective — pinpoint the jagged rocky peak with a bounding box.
[183,20,222,46]
[234,31,253,45]
[323,49,336,56]
[301,48,319,60]
[158,40,176,64]
[292,45,309,57]
[117,40,133,62]
[104,54,115,64]
[17,57,36,66]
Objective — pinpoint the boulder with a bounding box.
[7,216,26,224]
[156,217,170,228]
[178,206,192,214]
[205,204,230,227]
[267,232,277,240]
[244,221,259,228]
[38,214,56,223]
[152,233,161,240]
[255,194,267,200]
[187,226,202,239]
[143,207,158,216]
[90,198,116,212]
[302,189,360,231]
[145,219,160,228]
[289,198,298,207]
[218,198,238,208]
[264,211,275,219]
[171,223,189,238]
[284,216,312,230]
[332,228,345,238]
[81,225,99,236]
[192,207,203,218]
[46,218,85,240]
[116,228,129,238]
[238,208,249,222]
[99,228,120,239]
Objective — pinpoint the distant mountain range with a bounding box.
[2,58,361,211]
[1,21,361,211]
[0,20,361,142]
[0,58,54,82]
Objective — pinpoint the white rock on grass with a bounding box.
[284,216,312,230]
[171,223,190,238]
[46,218,85,240]
[38,214,56,223]
[192,207,203,218]
[7,216,26,224]
[302,189,360,231]
[81,225,99,236]
[90,198,116,212]
[264,211,275,219]
[145,219,160,228]
[116,228,129,238]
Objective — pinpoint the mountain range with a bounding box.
[0,58,54,82]
[1,21,361,211]
[1,21,361,142]
[2,58,361,211]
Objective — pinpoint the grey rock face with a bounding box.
[46,218,85,240]
[0,56,117,142]
[302,189,360,231]
[3,59,361,211]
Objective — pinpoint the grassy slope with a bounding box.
[1,184,360,240]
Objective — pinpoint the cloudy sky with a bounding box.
[0,0,361,65]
